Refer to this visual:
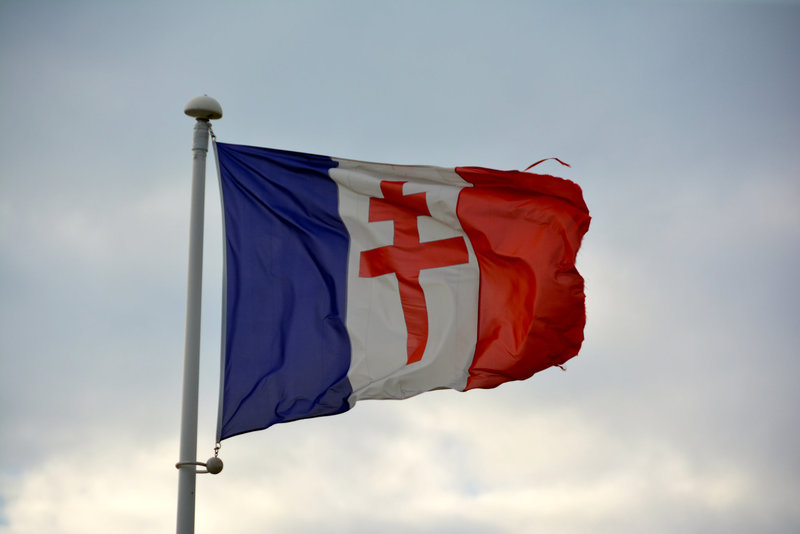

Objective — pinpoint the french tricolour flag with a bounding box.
[215,142,590,441]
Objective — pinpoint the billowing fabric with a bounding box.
[215,142,590,440]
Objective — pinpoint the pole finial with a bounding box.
[184,95,222,120]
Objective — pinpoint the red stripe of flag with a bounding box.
[455,167,591,389]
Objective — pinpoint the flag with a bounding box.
[215,142,590,441]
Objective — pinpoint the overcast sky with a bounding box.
[1,1,798,533]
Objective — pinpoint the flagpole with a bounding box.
[177,95,222,534]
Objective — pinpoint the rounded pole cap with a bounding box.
[184,95,222,120]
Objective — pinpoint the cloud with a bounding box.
[3,397,795,534]
[0,438,176,534]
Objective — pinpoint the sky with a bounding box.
[1,0,798,532]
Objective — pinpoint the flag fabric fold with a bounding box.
[215,142,590,441]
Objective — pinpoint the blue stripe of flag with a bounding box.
[216,143,353,439]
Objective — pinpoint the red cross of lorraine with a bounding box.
[359,180,469,365]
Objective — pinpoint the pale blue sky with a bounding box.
[1,1,798,532]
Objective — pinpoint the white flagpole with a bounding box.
[177,95,222,534]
